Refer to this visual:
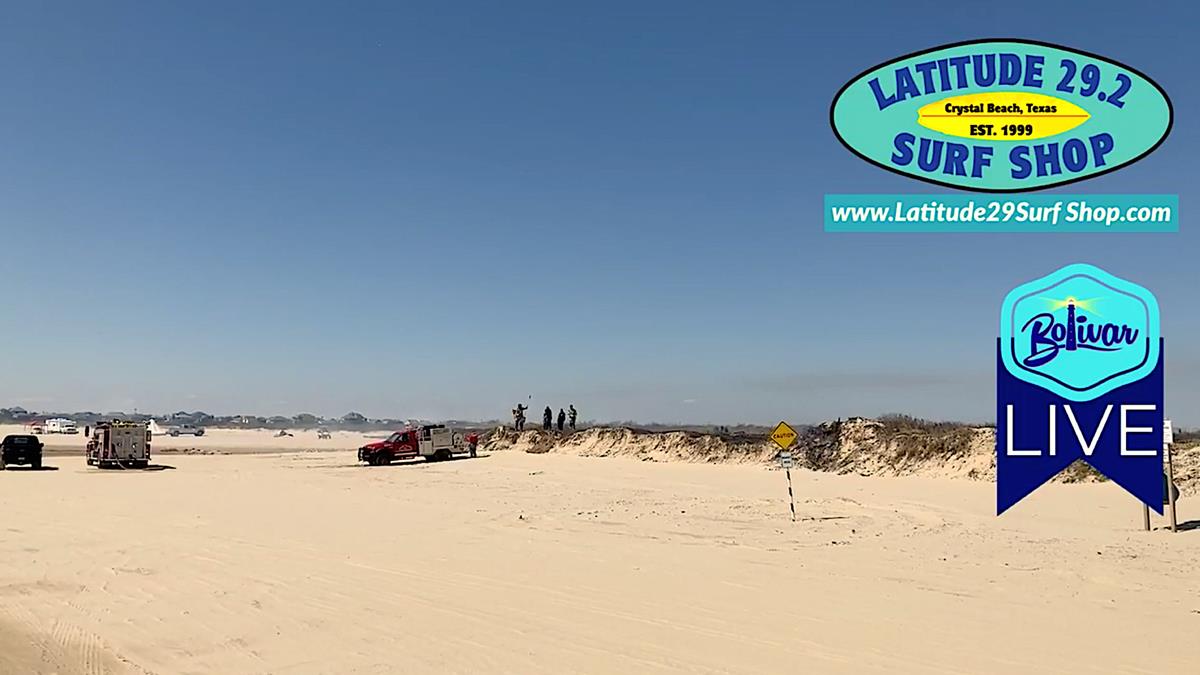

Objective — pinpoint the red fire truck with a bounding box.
[357,424,474,466]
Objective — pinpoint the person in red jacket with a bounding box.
[466,432,479,458]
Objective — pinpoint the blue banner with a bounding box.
[996,264,1165,514]
[996,342,1164,514]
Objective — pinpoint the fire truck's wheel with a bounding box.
[31,456,41,470]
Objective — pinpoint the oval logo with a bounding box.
[830,39,1173,192]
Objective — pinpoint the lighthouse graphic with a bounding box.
[1043,294,1095,356]
[1065,297,1078,352]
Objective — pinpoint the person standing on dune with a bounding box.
[542,406,552,431]
[568,405,577,431]
[556,408,565,432]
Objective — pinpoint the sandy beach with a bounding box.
[2,424,384,456]
[1,446,1197,674]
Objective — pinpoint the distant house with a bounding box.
[342,412,367,424]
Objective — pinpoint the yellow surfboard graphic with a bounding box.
[917,92,1089,141]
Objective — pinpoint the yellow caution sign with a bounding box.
[769,421,797,450]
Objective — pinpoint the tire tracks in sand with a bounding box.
[0,585,139,675]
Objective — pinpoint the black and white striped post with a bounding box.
[770,421,799,523]
[781,452,796,522]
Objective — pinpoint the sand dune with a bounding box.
[487,423,1200,494]
[1,449,1197,674]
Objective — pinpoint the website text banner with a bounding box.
[825,194,1178,232]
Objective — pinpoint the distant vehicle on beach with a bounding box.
[168,424,206,437]
[43,418,78,434]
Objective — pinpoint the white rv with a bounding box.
[44,418,78,435]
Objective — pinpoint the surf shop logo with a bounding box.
[830,39,1173,192]
[997,264,1164,514]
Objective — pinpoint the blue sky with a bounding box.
[0,1,1196,423]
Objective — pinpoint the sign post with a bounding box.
[1165,419,1177,533]
[770,421,799,522]
[1145,419,1178,532]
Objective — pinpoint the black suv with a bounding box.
[1,434,43,469]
